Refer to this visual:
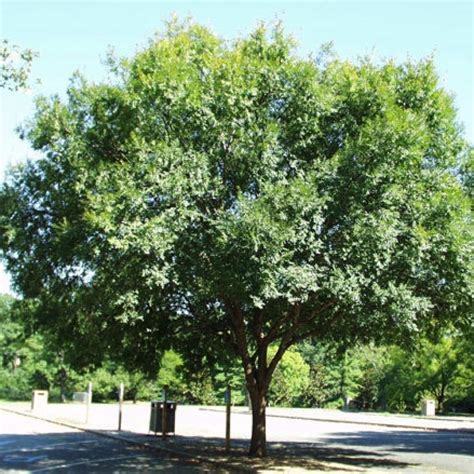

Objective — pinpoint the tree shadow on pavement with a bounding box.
[147,434,413,472]
[0,431,207,473]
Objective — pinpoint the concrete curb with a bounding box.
[200,408,474,434]
[0,406,249,473]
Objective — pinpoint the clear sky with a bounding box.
[0,0,473,294]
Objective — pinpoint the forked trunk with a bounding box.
[249,386,267,457]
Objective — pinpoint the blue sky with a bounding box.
[0,0,473,294]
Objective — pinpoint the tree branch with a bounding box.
[293,305,341,343]
[266,303,302,382]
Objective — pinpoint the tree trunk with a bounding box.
[437,389,445,413]
[249,385,268,457]
[437,380,447,413]
[60,387,67,403]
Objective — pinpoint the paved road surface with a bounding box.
[261,411,474,473]
[0,410,207,473]
[1,404,473,472]
[196,407,474,473]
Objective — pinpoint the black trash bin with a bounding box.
[149,400,177,434]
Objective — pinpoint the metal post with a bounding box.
[162,385,168,440]
[85,382,92,424]
[225,384,231,452]
[118,382,124,431]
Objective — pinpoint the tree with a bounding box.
[1,39,37,91]
[267,346,309,406]
[412,334,473,412]
[348,344,390,410]
[0,294,21,372]
[0,295,78,401]
[299,341,345,407]
[0,20,472,456]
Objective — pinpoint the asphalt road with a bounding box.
[196,408,474,473]
[272,416,474,473]
[0,410,207,473]
[1,405,473,473]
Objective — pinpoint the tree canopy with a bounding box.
[0,20,472,456]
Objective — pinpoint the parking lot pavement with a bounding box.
[265,406,474,431]
[216,405,474,432]
[0,410,209,473]
[2,403,473,473]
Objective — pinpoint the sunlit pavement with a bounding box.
[1,403,473,472]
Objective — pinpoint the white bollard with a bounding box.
[118,382,124,431]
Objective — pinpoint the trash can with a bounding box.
[421,399,436,416]
[31,390,48,411]
[149,400,177,434]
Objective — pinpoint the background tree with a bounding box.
[0,20,472,456]
[0,294,20,372]
[411,333,472,412]
[299,341,345,407]
[348,345,389,410]
[267,346,309,406]
[0,295,80,400]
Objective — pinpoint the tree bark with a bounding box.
[249,384,268,457]
[438,385,446,413]
[227,300,296,457]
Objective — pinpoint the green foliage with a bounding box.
[0,295,79,400]
[298,335,474,414]
[157,351,182,386]
[0,20,472,452]
[212,360,247,405]
[2,21,470,358]
[410,334,473,412]
[371,336,472,413]
[0,294,20,371]
[340,344,390,410]
[268,346,310,406]
[298,342,342,407]
[1,292,473,412]
[78,366,120,402]
[0,39,37,91]
[299,342,373,409]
